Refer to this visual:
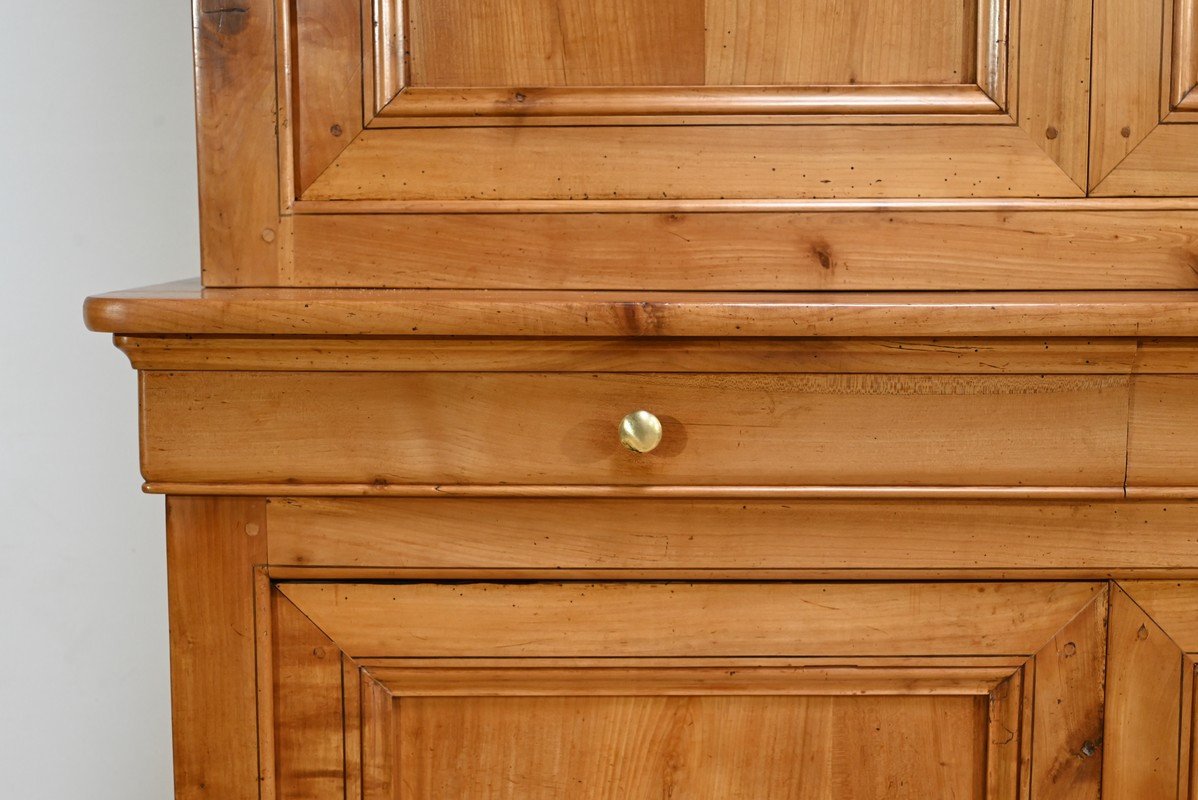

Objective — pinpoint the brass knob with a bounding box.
[619,410,663,453]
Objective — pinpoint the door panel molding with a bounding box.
[268,581,1110,799]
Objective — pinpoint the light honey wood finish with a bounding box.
[394,694,988,799]
[271,590,345,799]
[1017,0,1093,188]
[703,0,977,86]
[1089,0,1162,188]
[138,371,1130,487]
[1029,589,1106,800]
[379,84,1001,118]
[293,0,362,193]
[263,580,1111,800]
[278,581,1102,658]
[363,660,1021,697]
[194,0,281,284]
[166,497,267,800]
[408,0,705,87]
[112,336,1145,374]
[1089,0,1198,195]
[89,0,1198,793]
[83,284,1198,338]
[265,497,1198,573]
[1117,581,1198,653]
[303,125,1083,202]
[1102,585,1185,800]
[1127,376,1198,486]
[283,210,1198,290]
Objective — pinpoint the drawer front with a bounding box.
[142,371,1130,486]
[270,580,1108,800]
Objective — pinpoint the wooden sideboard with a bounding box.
[89,0,1198,797]
[86,287,1198,799]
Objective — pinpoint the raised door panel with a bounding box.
[268,581,1108,800]
[309,0,1088,200]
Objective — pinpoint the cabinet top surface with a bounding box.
[84,280,1198,338]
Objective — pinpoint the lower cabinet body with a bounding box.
[168,496,1198,800]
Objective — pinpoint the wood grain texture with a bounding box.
[1128,376,1198,486]
[265,497,1198,572]
[113,336,1144,374]
[380,84,1000,118]
[408,0,705,86]
[704,0,976,85]
[1102,584,1184,800]
[282,210,1198,290]
[365,660,1017,696]
[1090,125,1198,196]
[166,497,267,800]
[370,0,403,111]
[138,371,1130,487]
[1017,0,1093,187]
[83,284,1198,337]
[1090,0,1164,188]
[272,591,345,799]
[302,125,1082,201]
[1029,589,1107,800]
[193,0,281,284]
[393,694,989,799]
[277,581,1103,657]
[1175,0,1198,108]
[360,673,394,800]
[293,0,362,192]
[1119,581,1198,653]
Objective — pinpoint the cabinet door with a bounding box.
[197,0,1116,289]
[268,581,1108,799]
[1091,0,1198,193]
[301,0,1088,202]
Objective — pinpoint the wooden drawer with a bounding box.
[141,371,1130,487]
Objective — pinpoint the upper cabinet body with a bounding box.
[197,0,1198,289]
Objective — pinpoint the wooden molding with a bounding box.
[378,85,1003,119]
[84,284,1198,337]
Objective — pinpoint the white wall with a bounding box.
[0,2,198,796]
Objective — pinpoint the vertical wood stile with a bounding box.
[166,497,268,799]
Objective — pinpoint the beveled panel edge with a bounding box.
[378,85,1002,119]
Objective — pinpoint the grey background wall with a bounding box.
[0,2,198,796]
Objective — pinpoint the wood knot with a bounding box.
[330,123,343,137]
[1045,126,1059,140]
[1062,641,1077,657]
[1137,623,1149,640]
[1121,126,1132,139]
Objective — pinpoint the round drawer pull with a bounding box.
[619,410,663,453]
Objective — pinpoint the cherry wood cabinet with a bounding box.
[88,0,1198,797]
[197,0,1198,289]
[87,291,1198,799]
